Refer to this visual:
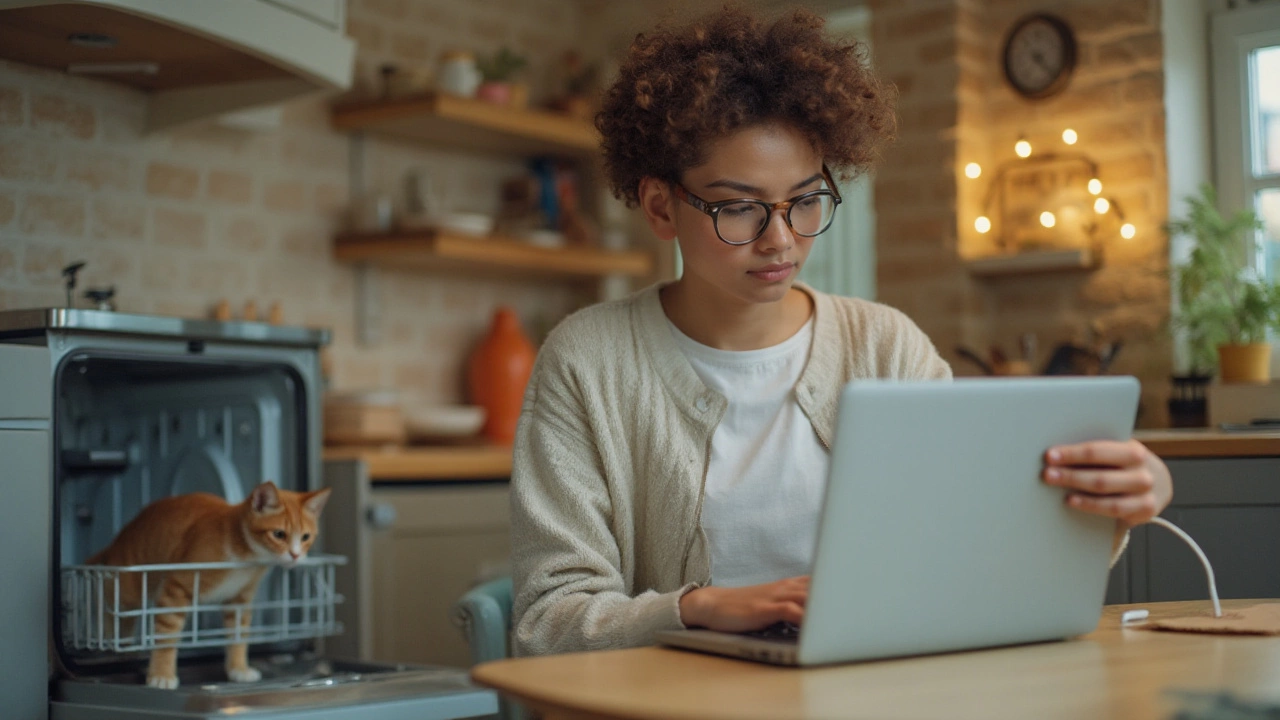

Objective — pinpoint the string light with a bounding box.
[1062,128,1078,145]
[1094,198,1110,214]
[1120,223,1136,239]
[1040,211,1056,228]
[1015,139,1032,158]
[1088,178,1103,195]
[965,163,982,179]
[975,216,991,233]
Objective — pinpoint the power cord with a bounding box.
[1145,516,1222,618]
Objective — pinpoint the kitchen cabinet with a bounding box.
[1104,431,1280,605]
[323,450,512,669]
[0,0,354,131]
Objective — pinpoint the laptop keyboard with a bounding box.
[744,621,801,642]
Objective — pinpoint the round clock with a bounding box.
[1002,14,1077,100]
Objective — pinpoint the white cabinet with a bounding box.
[0,0,355,131]
[264,0,345,30]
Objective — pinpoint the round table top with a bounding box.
[473,599,1280,720]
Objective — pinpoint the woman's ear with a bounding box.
[638,176,679,242]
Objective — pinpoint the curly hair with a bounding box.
[595,5,897,207]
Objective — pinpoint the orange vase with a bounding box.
[468,307,537,444]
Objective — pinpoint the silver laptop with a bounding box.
[657,376,1139,666]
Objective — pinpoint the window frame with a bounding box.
[1211,2,1280,274]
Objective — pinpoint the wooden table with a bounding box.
[472,600,1280,720]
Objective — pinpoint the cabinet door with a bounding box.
[371,483,511,668]
[0,429,50,720]
[0,345,51,419]
[1134,458,1280,602]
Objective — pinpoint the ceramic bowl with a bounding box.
[405,404,487,439]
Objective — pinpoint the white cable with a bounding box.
[1146,516,1222,618]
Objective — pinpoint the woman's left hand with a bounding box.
[1043,440,1173,528]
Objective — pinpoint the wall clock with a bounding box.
[1002,13,1077,100]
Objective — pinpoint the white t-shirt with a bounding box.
[667,316,829,588]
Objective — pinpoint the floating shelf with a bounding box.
[331,92,599,158]
[334,230,653,279]
[965,248,1098,278]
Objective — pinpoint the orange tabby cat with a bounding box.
[87,481,331,689]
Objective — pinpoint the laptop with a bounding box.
[656,376,1140,666]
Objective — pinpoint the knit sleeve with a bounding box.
[881,305,953,380]
[509,344,691,656]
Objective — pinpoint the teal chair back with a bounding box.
[452,575,522,720]
[452,575,513,665]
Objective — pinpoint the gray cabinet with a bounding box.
[1105,457,1280,604]
[321,459,511,669]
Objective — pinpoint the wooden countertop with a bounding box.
[1134,428,1280,458]
[473,599,1280,720]
[323,444,513,480]
[321,428,1277,481]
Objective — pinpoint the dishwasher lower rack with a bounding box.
[61,555,346,653]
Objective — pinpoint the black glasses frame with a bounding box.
[673,165,844,246]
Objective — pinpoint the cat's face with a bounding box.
[245,482,331,566]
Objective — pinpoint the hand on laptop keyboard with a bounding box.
[678,576,809,633]
[745,621,801,640]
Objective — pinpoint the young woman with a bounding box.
[509,6,1172,657]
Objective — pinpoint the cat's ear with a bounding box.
[303,488,331,518]
[250,481,282,514]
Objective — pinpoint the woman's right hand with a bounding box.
[678,576,808,632]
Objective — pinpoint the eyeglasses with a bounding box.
[673,165,843,246]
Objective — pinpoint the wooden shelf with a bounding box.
[334,230,653,279]
[331,92,599,158]
[323,444,513,481]
[966,248,1098,278]
[1133,429,1280,459]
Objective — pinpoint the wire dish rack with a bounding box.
[61,554,345,653]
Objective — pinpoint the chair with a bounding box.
[452,575,521,720]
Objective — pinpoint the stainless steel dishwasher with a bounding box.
[0,308,497,720]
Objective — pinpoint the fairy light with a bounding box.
[1062,128,1078,145]
[1094,197,1110,214]
[965,162,982,179]
[975,216,991,233]
[1120,223,1136,239]
[1040,211,1056,228]
[1088,178,1103,195]
[1015,140,1032,158]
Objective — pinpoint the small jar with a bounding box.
[437,50,481,98]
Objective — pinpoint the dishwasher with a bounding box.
[0,308,497,720]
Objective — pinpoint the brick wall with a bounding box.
[871,0,1173,426]
[0,0,598,406]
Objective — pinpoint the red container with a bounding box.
[467,307,536,444]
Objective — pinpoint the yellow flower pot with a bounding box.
[1217,343,1272,383]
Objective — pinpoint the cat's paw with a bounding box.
[227,666,262,683]
[146,674,179,690]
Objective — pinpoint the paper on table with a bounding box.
[1139,604,1280,636]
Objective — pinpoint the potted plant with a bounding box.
[1168,184,1280,383]
[475,47,528,107]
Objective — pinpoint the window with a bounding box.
[1213,2,1280,279]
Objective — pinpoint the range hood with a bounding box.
[0,0,355,131]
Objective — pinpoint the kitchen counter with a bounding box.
[321,429,1277,481]
[322,444,513,480]
[1133,428,1280,458]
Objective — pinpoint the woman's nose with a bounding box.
[753,210,794,253]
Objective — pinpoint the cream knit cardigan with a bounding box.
[510,282,955,656]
